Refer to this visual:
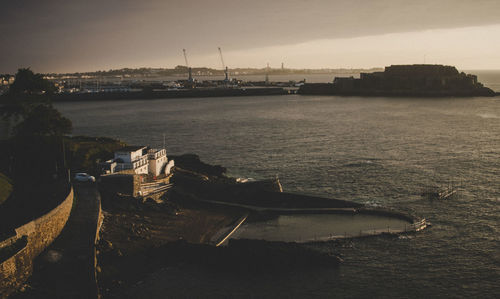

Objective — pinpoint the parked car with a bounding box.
[74,173,96,183]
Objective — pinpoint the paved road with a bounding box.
[12,183,101,299]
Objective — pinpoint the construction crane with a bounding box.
[182,48,193,83]
[217,47,229,82]
[183,48,189,68]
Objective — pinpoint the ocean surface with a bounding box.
[56,93,500,298]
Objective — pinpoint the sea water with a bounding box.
[57,92,500,298]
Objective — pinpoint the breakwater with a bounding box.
[52,87,288,102]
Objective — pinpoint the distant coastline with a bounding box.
[3,65,498,102]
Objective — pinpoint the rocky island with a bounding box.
[298,64,495,97]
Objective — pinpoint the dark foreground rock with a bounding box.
[159,239,341,271]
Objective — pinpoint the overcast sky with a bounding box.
[2,0,500,73]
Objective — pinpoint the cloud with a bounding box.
[209,25,500,70]
[1,0,500,72]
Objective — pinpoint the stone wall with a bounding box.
[0,187,74,298]
[99,173,136,197]
[92,193,104,298]
[0,246,31,297]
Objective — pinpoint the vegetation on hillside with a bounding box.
[0,68,74,229]
[0,68,72,183]
[64,136,126,175]
[0,68,72,137]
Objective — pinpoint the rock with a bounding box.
[101,239,114,251]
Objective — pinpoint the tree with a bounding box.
[8,68,56,96]
[0,68,55,121]
[0,68,71,137]
[14,104,72,137]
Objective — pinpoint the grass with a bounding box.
[0,172,13,205]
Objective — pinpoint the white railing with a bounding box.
[294,218,427,243]
[139,183,173,196]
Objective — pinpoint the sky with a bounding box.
[2,0,500,73]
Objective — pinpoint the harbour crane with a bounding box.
[183,48,189,68]
[182,48,193,82]
[217,47,229,82]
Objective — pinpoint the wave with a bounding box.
[477,113,500,119]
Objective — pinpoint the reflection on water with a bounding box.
[231,214,412,242]
[56,94,500,298]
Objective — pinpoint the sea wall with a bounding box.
[0,187,74,298]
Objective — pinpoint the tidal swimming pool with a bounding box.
[230,213,413,242]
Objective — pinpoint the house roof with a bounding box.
[116,145,146,152]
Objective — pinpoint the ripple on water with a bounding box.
[56,95,500,297]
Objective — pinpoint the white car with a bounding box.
[74,173,96,183]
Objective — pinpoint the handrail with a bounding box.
[296,218,428,243]
[139,184,173,196]
[141,183,172,190]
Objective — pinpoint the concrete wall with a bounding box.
[149,155,167,177]
[165,160,175,176]
[0,188,74,298]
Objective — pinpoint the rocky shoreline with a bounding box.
[96,153,425,297]
[96,154,348,297]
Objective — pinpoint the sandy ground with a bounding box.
[97,201,244,298]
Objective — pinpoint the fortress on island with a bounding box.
[299,64,495,97]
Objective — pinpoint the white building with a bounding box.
[114,146,149,174]
[100,145,174,176]
[148,148,168,177]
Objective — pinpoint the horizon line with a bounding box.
[4,65,500,76]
